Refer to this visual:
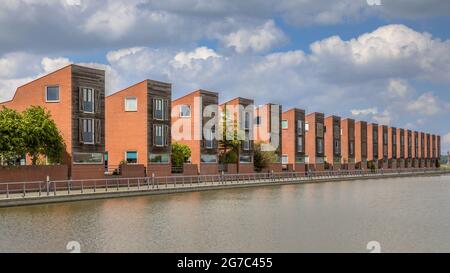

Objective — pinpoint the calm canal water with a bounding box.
[1,175,450,253]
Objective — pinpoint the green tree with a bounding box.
[253,142,278,172]
[171,142,191,168]
[218,110,243,171]
[21,106,65,165]
[0,107,25,165]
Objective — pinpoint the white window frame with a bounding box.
[82,88,95,113]
[243,140,250,151]
[125,151,138,164]
[281,120,288,130]
[155,124,164,147]
[45,86,60,103]
[305,122,309,132]
[205,128,214,149]
[297,120,304,135]
[244,111,251,130]
[155,98,164,120]
[72,152,103,165]
[82,118,95,145]
[179,105,191,118]
[297,136,303,153]
[125,97,138,112]
[282,155,289,165]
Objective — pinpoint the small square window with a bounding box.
[179,105,191,117]
[46,86,60,102]
[281,120,288,129]
[125,97,138,112]
[126,151,138,164]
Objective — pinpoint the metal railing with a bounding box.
[0,168,448,200]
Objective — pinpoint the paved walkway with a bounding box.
[1,170,449,207]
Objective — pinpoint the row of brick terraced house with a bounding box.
[0,65,442,180]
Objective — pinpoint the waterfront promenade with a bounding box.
[1,169,449,208]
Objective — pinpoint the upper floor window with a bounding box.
[125,97,138,112]
[281,120,288,130]
[334,140,340,154]
[205,128,214,149]
[317,123,324,138]
[255,116,261,126]
[297,120,304,135]
[305,122,309,132]
[46,86,60,102]
[80,118,101,144]
[179,105,191,118]
[82,88,94,113]
[154,98,169,120]
[297,136,304,153]
[317,138,324,154]
[244,112,251,130]
[154,124,168,147]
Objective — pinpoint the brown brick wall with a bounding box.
[239,163,254,174]
[120,164,146,178]
[147,164,171,177]
[182,164,199,176]
[106,81,149,167]
[71,164,105,180]
[0,165,68,183]
[0,66,73,165]
[200,164,219,175]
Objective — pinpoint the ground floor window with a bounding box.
[126,151,138,164]
[149,153,170,164]
[282,155,288,164]
[73,153,103,164]
[239,155,252,163]
[295,155,305,164]
[201,154,218,163]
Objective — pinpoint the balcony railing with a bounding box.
[1,168,448,201]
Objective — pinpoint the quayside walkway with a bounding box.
[1,169,449,207]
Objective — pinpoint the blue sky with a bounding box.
[0,0,450,154]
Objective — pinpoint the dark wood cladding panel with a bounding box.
[200,91,219,156]
[147,80,172,155]
[71,65,105,154]
[295,109,305,157]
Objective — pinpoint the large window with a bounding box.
[82,88,94,113]
[297,137,303,153]
[317,123,324,138]
[334,140,340,155]
[244,112,251,130]
[73,153,103,164]
[46,86,60,102]
[297,120,303,135]
[205,128,214,149]
[126,151,138,164]
[201,154,218,163]
[154,98,168,120]
[154,124,167,147]
[317,138,324,154]
[179,105,191,118]
[81,118,94,144]
[239,155,252,163]
[125,97,137,112]
[149,153,170,164]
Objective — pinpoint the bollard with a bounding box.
[46,176,50,196]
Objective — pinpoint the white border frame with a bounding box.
[45,85,60,103]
